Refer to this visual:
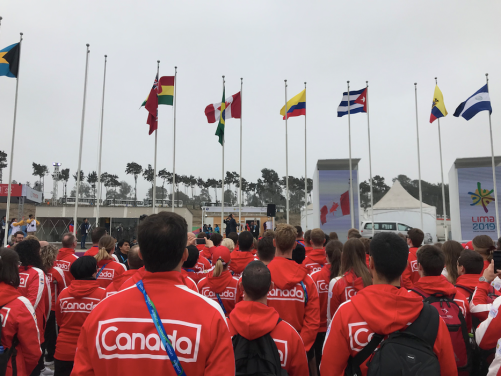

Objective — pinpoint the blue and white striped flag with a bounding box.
[453,84,492,121]
[337,88,367,117]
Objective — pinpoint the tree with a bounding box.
[32,163,49,200]
[73,170,85,182]
[207,178,218,203]
[61,168,70,202]
[158,169,172,206]
[87,171,98,203]
[0,150,7,184]
[147,186,168,200]
[142,165,155,205]
[360,175,390,209]
[117,181,133,200]
[125,162,143,205]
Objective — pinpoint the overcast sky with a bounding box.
[1,0,501,200]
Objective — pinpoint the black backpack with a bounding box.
[232,318,288,376]
[0,305,19,376]
[345,304,441,376]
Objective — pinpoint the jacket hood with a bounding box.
[59,248,76,254]
[229,301,279,340]
[199,247,212,261]
[350,284,423,335]
[306,248,327,265]
[305,246,313,256]
[230,251,256,274]
[207,270,234,293]
[456,274,481,290]
[343,270,366,292]
[268,257,308,289]
[412,275,457,296]
[0,282,22,306]
[68,279,102,298]
[109,269,137,291]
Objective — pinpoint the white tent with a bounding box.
[361,180,437,242]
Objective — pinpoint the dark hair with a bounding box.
[127,245,143,270]
[210,233,223,247]
[29,214,33,218]
[138,212,187,272]
[310,228,325,247]
[416,245,445,276]
[257,237,275,262]
[497,237,501,251]
[70,256,97,279]
[407,228,424,247]
[458,249,484,275]
[341,239,372,287]
[242,261,271,300]
[360,238,371,255]
[83,218,87,221]
[238,231,254,252]
[117,240,130,248]
[304,230,311,245]
[295,226,303,237]
[472,235,496,261]
[16,239,44,271]
[0,247,20,287]
[91,227,107,244]
[370,232,408,283]
[14,231,24,238]
[197,232,207,239]
[347,228,361,239]
[442,240,463,284]
[324,234,330,246]
[326,240,343,280]
[183,245,199,268]
[292,243,306,264]
[61,233,76,248]
[227,232,238,245]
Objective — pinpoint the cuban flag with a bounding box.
[453,84,492,121]
[337,88,368,117]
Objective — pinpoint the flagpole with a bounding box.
[304,82,308,230]
[414,83,424,230]
[152,60,159,211]
[96,55,107,226]
[347,81,354,229]
[366,81,374,237]
[435,78,448,240]
[3,32,22,247]
[284,80,290,224]
[73,44,90,237]
[221,76,225,235]
[172,66,177,212]
[486,73,501,238]
[239,77,243,227]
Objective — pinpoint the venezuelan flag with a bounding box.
[430,85,448,123]
[280,89,306,119]
[0,43,20,78]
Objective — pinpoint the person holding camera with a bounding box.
[224,214,238,236]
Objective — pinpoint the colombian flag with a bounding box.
[215,88,225,145]
[430,85,448,123]
[280,89,306,120]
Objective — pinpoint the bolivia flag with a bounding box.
[141,76,175,106]
[430,85,448,123]
[280,89,306,119]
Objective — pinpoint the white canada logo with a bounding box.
[98,269,115,280]
[273,339,288,367]
[55,260,71,272]
[268,285,304,303]
[410,260,418,272]
[344,287,357,300]
[348,322,374,352]
[60,297,101,313]
[19,273,29,288]
[316,280,329,293]
[201,287,236,300]
[0,307,11,327]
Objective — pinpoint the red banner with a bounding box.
[0,184,23,197]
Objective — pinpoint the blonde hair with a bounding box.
[95,235,115,263]
[275,224,297,252]
[213,259,225,277]
[221,238,235,252]
[25,235,39,241]
[40,244,59,272]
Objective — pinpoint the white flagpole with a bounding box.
[366,81,374,237]
[221,76,225,234]
[152,60,159,211]
[435,77,448,240]
[172,66,177,212]
[347,81,355,228]
[414,83,424,230]
[239,77,243,227]
[73,44,90,237]
[285,80,289,224]
[304,82,308,230]
[96,55,107,226]
[3,33,22,247]
[486,73,501,238]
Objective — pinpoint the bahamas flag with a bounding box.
[280,89,306,119]
[430,85,448,123]
[215,88,225,145]
[0,43,20,78]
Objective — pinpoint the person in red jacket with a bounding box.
[320,232,457,376]
[40,243,67,367]
[302,228,327,274]
[54,256,107,376]
[94,235,126,288]
[310,239,342,373]
[82,227,107,257]
[471,235,496,273]
[0,247,42,376]
[197,246,238,316]
[400,227,424,289]
[55,233,79,283]
[182,245,208,283]
[229,231,256,279]
[106,245,143,297]
[327,238,372,321]
[471,260,501,322]
[360,238,371,268]
[304,230,313,256]
[15,239,52,376]
[228,260,308,376]
[71,212,234,376]
[456,249,488,299]
[266,224,320,356]
[119,266,147,291]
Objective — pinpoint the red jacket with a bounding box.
[365,254,370,268]
[328,270,366,321]
[179,270,199,293]
[310,265,331,332]
[302,248,327,275]
[455,273,483,299]
[119,267,147,291]
[304,246,313,257]
[18,266,50,340]
[0,283,41,376]
[71,271,235,376]
[228,301,308,376]
[198,245,212,263]
[46,266,67,310]
[471,280,501,322]
[266,257,320,351]
[320,284,458,376]
[475,294,501,375]
[229,251,255,279]
[96,259,127,288]
[105,269,138,297]
[197,270,238,316]
[55,248,79,282]
[55,280,107,361]
[83,246,99,257]
[401,247,420,289]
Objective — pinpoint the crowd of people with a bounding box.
[1,213,501,375]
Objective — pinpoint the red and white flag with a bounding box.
[205,91,241,123]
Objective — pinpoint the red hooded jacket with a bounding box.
[229,251,256,279]
[328,270,367,321]
[55,248,79,282]
[46,266,67,310]
[401,247,420,289]
[71,271,235,376]
[320,284,458,376]
[266,257,320,351]
[228,301,308,376]
[0,283,41,376]
[475,294,501,374]
[310,265,331,332]
[198,245,212,263]
[119,267,147,291]
[471,280,501,322]
[179,270,199,293]
[304,246,313,257]
[302,248,327,275]
[197,270,238,316]
[455,273,483,299]
[106,269,138,297]
[83,246,99,257]
[55,280,107,361]
[96,259,127,288]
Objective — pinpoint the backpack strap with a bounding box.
[409,288,428,299]
[455,285,474,302]
[404,303,439,348]
[347,332,385,372]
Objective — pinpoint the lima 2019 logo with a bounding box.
[468,182,495,213]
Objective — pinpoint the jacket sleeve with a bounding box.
[433,318,458,376]
[205,311,235,376]
[15,297,42,375]
[300,276,320,352]
[470,281,493,322]
[400,262,414,290]
[235,277,244,304]
[475,295,501,350]
[72,323,96,376]
[328,280,342,321]
[285,326,309,376]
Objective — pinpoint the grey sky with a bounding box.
[1,0,500,200]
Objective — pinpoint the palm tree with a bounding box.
[142,165,155,206]
[32,162,49,200]
[61,168,70,202]
[87,171,98,204]
[125,162,143,205]
[72,170,85,199]
[0,151,7,184]
[158,169,172,206]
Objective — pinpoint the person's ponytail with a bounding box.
[94,235,115,263]
[213,259,224,277]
